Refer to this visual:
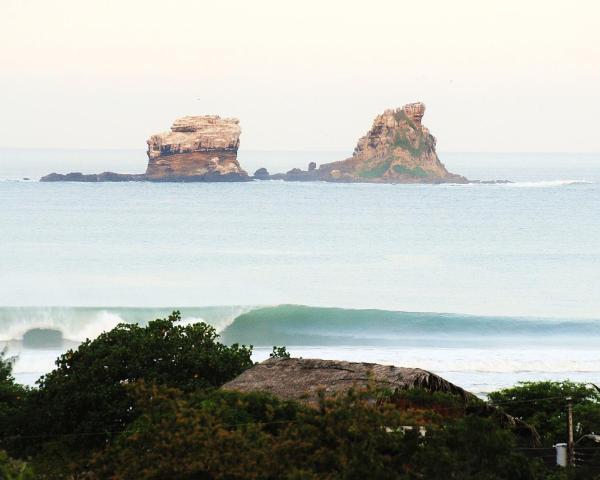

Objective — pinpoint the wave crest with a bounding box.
[220,304,600,346]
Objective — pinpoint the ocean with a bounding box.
[1,149,599,396]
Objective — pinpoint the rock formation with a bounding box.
[258,102,468,184]
[40,105,476,184]
[145,116,249,181]
[319,103,467,183]
[41,172,144,182]
[41,115,251,182]
[253,167,270,179]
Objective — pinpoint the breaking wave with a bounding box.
[0,306,250,345]
[4,305,600,389]
[503,180,593,187]
[220,305,600,346]
[2,305,599,349]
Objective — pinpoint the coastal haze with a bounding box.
[1,0,599,153]
[1,0,600,397]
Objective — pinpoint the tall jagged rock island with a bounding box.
[317,103,467,183]
[146,116,249,181]
[264,102,468,183]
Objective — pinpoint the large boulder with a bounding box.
[145,115,250,181]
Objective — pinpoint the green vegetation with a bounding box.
[393,131,429,157]
[358,160,392,178]
[88,385,542,480]
[2,315,600,478]
[1,312,253,475]
[393,109,408,123]
[0,450,34,480]
[489,381,600,447]
[270,345,291,358]
[356,157,430,179]
[0,350,28,421]
[393,164,429,178]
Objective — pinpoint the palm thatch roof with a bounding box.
[222,357,477,404]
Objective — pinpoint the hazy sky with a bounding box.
[1,0,599,152]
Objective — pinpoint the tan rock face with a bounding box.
[403,102,426,126]
[146,115,248,180]
[318,102,467,183]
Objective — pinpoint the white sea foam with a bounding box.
[504,179,592,187]
[0,309,125,342]
[180,306,254,333]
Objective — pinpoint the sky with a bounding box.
[0,0,599,152]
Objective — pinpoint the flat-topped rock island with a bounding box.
[145,115,249,181]
[42,115,250,182]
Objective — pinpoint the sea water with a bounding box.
[1,150,599,396]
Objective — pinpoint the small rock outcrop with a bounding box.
[41,172,144,182]
[145,116,249,181]
[316,103,467,183]
[253,167,270,179]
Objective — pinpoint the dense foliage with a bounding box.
[0,350,28,423]
[488,381,600,446]
[2,312,253,465]
[89,383,540,480]
[0,354,34,479]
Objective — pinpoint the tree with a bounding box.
[10,311,254,455]
[0,350,28,420]
[0,351,29,446]
[488,381,600,446]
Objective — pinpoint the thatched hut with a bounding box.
[222,357,476,405]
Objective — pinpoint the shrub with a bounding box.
[9,311,254,455]
[270,346,291,358]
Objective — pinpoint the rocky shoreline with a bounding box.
[40,103,509,184]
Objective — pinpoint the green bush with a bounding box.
[270,346,291,358]
[8,311,254,456]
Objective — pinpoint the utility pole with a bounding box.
[567,397,574,467]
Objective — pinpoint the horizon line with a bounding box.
[1,147,599,155]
